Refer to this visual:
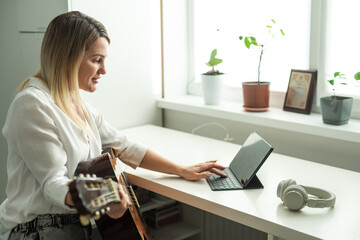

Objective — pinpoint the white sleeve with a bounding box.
[3,92,70,209]
[88,105,147,169]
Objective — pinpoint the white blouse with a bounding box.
[0,77,147,234]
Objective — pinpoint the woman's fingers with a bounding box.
[181,160,227,180]
[199,162,227,178]
[201,161,227,173]
[195,171,213,179]
[208,168,227,178]
[106,185,130,219]
[118,185,131,207]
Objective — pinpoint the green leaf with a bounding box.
[271,19,276,24]
[244,37,251,48]
[354,72,360,80]
[340,83,347,85]
[266,25,273,28]
[339,74,346,79]
[249,37,258,46]
[334,72,340,78]
[207,58,222,67]
[213,59,223,65]
[280,29,285,36]
[210,49,217,60]
[328,79,334,86]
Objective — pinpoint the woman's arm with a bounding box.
[139,149,227,180]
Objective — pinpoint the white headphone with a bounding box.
[277,179,336,211]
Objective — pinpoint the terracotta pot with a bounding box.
[242,81,270,111]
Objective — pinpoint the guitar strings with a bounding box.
[92,192,120,206]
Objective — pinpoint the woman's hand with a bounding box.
[139,149,227,181]
[179,160,227,180]
[106,185,131,219]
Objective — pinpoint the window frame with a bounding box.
[185,0,360,119]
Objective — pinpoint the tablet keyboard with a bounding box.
[206,168,243,191]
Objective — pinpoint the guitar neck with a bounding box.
[120,173,140,208]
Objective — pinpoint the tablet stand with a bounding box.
[244,175,264,189]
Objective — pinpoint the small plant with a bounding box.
[327,72,347,97]
[321,71,357,125]
[205,49,223,75]
[239,19,285,82]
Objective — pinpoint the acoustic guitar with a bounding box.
[68,148,152,240]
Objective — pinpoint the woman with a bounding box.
[0,11,226,240]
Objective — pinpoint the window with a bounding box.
[320,0,360,97]
[191,0,310,92]
[188,0,360,101]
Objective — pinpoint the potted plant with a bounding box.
[239,19,285,111]
[201,49,224,105]
[320,72,360,125]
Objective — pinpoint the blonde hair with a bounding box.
[19,11,110,133]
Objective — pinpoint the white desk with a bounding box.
[120,125,360,240]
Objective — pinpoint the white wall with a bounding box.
[70,0,162,129]
[0,0,57,202]
[0,0,162,201]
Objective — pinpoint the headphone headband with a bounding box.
[302,185,336,208]
[277,179,336,210]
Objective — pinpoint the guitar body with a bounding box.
[75,149,151,240]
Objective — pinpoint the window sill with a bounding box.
[157,95,360,143]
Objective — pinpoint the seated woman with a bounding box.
[0,11,226,240]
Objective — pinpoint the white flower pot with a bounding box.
[201,73,225,105]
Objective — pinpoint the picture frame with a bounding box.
[283,69,317,114]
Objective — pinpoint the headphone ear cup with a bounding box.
[277,179,297,201]
[283,185,308,211]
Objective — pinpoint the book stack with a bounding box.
[144,202,182,229]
